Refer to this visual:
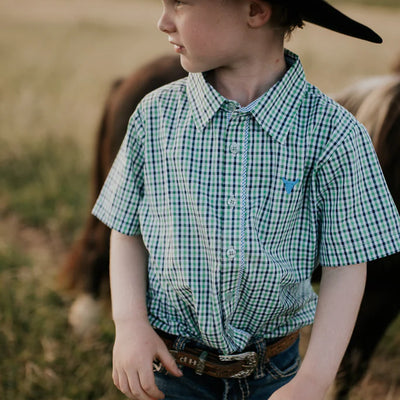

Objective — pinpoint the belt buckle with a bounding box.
[219,351,258,378]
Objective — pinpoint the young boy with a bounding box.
[92,0,400,399]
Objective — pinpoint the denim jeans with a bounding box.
[154,336,300,400]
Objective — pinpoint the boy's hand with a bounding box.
[112,320,182,400]
[268,374,327,400]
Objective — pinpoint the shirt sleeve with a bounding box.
[316,124,400,267]
[91,108,145,236]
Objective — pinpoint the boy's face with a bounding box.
[158,0,251,73]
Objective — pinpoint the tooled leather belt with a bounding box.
[156,330,299,379]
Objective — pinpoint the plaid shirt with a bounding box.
[93,50,400,354]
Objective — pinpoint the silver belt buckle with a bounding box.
[219,351,258,378]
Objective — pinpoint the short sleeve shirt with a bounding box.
[92,50,400,354]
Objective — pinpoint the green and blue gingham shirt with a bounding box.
[93,50,400,354]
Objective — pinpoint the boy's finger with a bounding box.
[126,371,154,400]
[112,368,120,390]
[138,366,165,399]
[157,346,183,377]
[117,371,135,399]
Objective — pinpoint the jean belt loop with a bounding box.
[172,335,191,352]
[253,338,267,379]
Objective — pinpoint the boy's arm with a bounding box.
[269,262,367,400]
[110,230,182,400]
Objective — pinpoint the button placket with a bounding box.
[222,108,245,323]
[225,130,239,263]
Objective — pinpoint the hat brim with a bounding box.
[301,0,382,43]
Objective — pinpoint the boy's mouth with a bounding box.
[168,39,184,53]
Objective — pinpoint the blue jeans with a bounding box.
[154,337,300,400]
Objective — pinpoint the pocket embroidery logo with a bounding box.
[282,178,299,194]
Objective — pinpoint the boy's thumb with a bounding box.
[158,346,183,377]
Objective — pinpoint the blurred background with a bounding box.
[0,0,399,399]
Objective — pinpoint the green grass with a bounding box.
[0,137,90,243]
[0,240,30,272]
[0,243,123,400]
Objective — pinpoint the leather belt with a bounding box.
[156,330,299,379]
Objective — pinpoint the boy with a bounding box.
[92,0,400,399]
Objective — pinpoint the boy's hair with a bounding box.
[267,1,304,37]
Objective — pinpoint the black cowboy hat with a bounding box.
[287,0,383,43]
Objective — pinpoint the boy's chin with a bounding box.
[179,57,210,74]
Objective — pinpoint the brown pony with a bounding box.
[60,54,400,399]
[332,67,400,399]
[59,56,186,297]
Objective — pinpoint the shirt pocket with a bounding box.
[255,176,304,254]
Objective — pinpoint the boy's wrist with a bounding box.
[113,313,150,328]
[270,370,330,400]
[294,367,332,396]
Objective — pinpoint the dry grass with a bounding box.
[0,0,399,399]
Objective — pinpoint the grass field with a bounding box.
[0,0,399,399]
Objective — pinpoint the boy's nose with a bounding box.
[157,10,175,34]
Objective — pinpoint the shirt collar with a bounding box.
[186,50,308,144]
[187,71,226,132]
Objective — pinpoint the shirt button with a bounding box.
[226,247,236,260]
[227,196,237,208]
[229,142,239,154]
[228,103,237,112]
[226,291,235,302]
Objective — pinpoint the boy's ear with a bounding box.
[247,0,272,28]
